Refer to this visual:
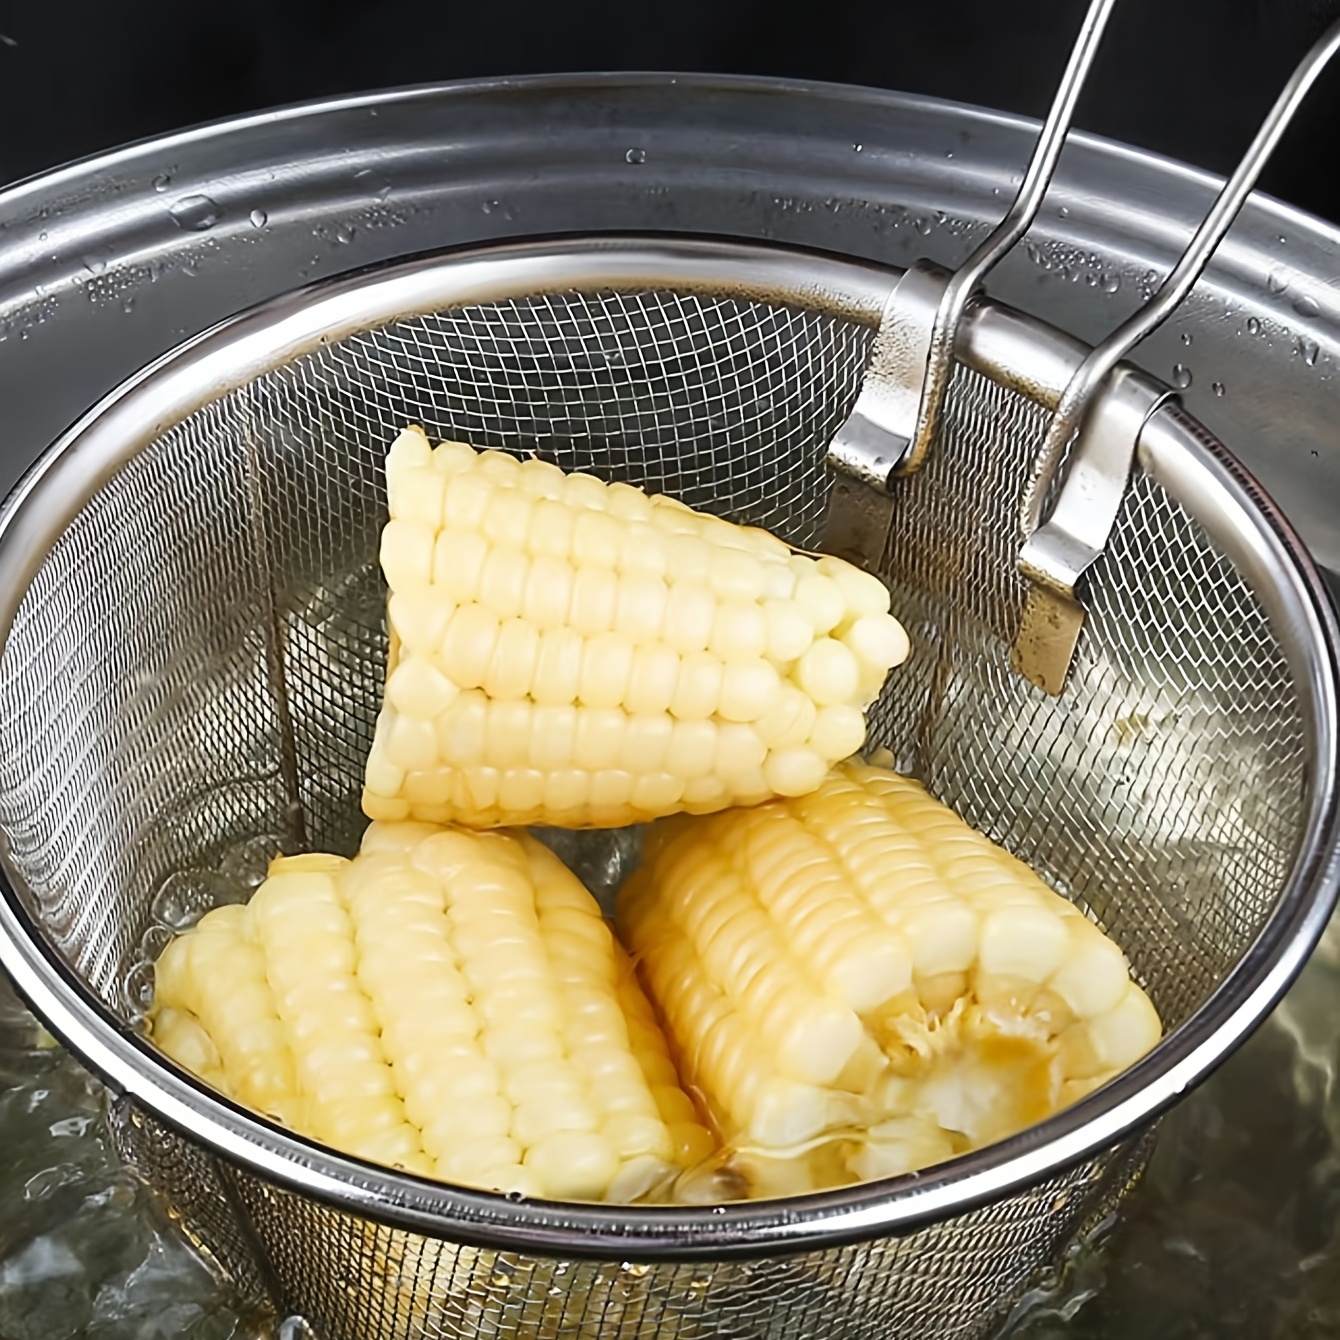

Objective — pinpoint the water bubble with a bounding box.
[1058,205,1070,218]
[1180,331,1193,346]
[913,216,932,235]
[332,222,355,245]
[1268,266,1290,295]
[621,1262,651,1278]
[249,208,268,228]
[167,194,220,231]
[1293,293,1321,319]
[152,173,171,193]
[625,147,647,165]
[1246,315,1262,336]
[1101,272,1121,293]
[1298,336,1320,367]
[1278,233,1287,244]
[37,230,47,241]
[278,1319,318,1340]
[853,142,863,152]
[1171,364,1193,389]
[121,297,135,313]
[1212,381,1226,397]
[504,1188,526,1203]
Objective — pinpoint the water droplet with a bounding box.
[1268,266,1290,295]
[152,173,171,193]
[621,1262,651,1278]
[1171,364,1193,389]
[332,222,355,245]
[1180,331,1193,346]
[625,147,647,165]
[249,208,267,228]
[945,150,954,159]
[1298,336,1320,367]
[1101,273,1120,294]
[278,1318,317,1340]
[1212,381,1226,397]
[1246,315,1262,336]
[121,297,135,314]
[353,167,372,179]
[1293,293,1321,319]
[853,143,863,153]
[1058,205,1070,219]
[913,216,932,235]
[504,1188,526,1203]
[168,194,220,231]
[37,230,47,241]
[1277,233,1287,244]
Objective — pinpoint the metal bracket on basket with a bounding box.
[1012,372,1172,696]
[820,0,1119,574]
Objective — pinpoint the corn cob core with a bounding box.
[617,761,1163,1197]
[150,824,715,1203]
[362,425,911,829]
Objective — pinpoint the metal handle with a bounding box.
[1012,15,1340,697]
[1020,14,1340,543]
[821,0,1116,572]
[898,0,1119,476]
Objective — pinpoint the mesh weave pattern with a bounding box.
[0,279,1310,1338]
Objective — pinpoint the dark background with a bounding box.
[1,0,1339,224]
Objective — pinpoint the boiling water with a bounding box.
[3,918,1338,1339]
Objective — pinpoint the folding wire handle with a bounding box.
[824,3,1340,696]
[821,0,1118,569]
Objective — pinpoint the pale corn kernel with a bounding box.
[569,566,618,636]
[664,533,712,584]
[573,708,626,771]
[431,527,490,603]
[498,768,546,816]
[386,658,458,719]
[484,619,541,701]
[618,522,668,578]
[389,466,447,529]
[606,480,654,522]
[564,471,609,511]
[763,598,814,662]
[482,488,534,548]
[577,632,634,709]
[708,601,767,661]
[436,692,488,765]
[386,713,440,771]
[439,605,501,689]
[516,456,567,499]
[387,425,434,471]
[815,557,891,616]
[615,573,670,644]
[755,687,818,750]
[530,705,578,770]
[663,582,715,654]
[442,470,494,532]
[718,659,782,724]
[478,545,529,621]
[389,589,454,656]
[484,700,533,768]
[522,555,575,631]
[432,439,478,473]
[625,644,681,717]
[666,720,718,780]
[572,509,623,567]
[381,519,436,592]
[669,650,722,721]
[531,626,584,706]
[807,704,866,760]
[708,547,766,601]
[524,1131,621,1200]
[845,614,911,683]
[530,497,576,559]
[793,572,846,633]
[762,747,828,798]
[619,714,673,772]
[797,638,860,706]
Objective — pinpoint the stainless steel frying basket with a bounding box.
[0,236,1335,1340]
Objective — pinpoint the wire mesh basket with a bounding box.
[0,236,1335,1339]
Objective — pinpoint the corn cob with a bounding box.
[150,824,715,1203]
[616,761,1162,1197]
[362,426,910,829]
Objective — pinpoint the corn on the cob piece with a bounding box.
[150,825,715,1203]
[617,761,1162,1197]
[362,425,910,829]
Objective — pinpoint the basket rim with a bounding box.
[0,234,1336,1259]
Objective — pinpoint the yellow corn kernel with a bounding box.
[150,825,714,1204]
[364,426,911,828]
[617,761,1162,1198]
